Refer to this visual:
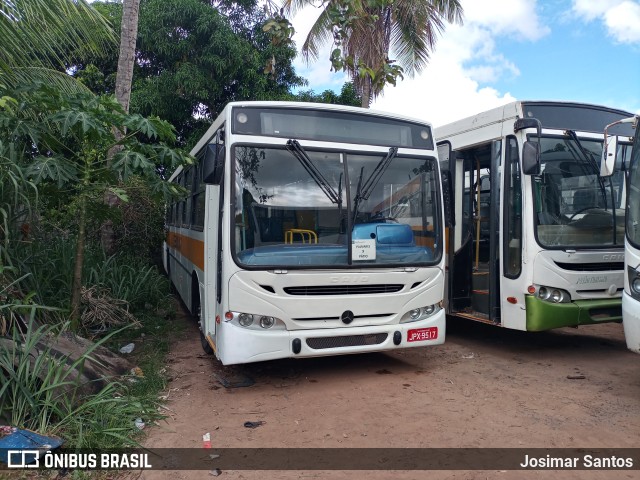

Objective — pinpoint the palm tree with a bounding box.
[102,0,141,254]
[0,0,115,89]
[115,0,141,113]
[284,0,463,107]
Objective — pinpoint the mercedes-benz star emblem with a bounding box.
[341,310,354,324]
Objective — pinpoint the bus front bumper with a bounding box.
[525,295,622,332]
[216,309,445,365]
[622,292,640,354]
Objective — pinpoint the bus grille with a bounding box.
[284,284,403,296]
[554,262,624,272]
[306,333,388,349]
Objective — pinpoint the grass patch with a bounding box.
[8,238,170,312]
[0,261,182,453]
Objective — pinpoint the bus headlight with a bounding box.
[226,311,286,330]
[538,287,550,301]
[629,266,640,300]
[260,316,276,329]
[401,304,440,323]
[535,285,570,303]
[238,313,254,326]
[423,304,435,315]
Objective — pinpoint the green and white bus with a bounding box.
[164,102,446,365]
[435,101,634,331]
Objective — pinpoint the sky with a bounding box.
[289,0,640,127]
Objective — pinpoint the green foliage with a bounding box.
[111,177,166,261]
[280,0,464,106]
[0,0,116,81]
[0,141,37,264]
[289,82,362,107]
[77,0,304,147]
[0,81,191,325]
[0,319,164,448]
[10,237,169,313]
[8,238,95,310]
[0,319,115,433]
[86,255,170,312]
[0,83,190,191]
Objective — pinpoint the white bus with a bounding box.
[602,114,640,353]
[435,101,634,331]
[164,102,446,365]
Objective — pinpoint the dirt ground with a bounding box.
[140,306,640,480]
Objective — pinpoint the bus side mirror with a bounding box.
[601,116,638,177]
[600,135,618,177]
[203,143,225,184]
[522,141,540,175]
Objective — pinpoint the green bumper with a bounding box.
[525,295,622,332]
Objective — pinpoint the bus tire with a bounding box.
[194,293,214,355]
[198,306,214,355]
[200,329,214,355]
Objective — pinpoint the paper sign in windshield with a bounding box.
[352,239,376,261]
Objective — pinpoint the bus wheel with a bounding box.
[197,304,214,355]
[200,330,214,355]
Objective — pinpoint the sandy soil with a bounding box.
[140,308,640,480]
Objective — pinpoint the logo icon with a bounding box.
[341,310,354,324]
[7,450,40,468]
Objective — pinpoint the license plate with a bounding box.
[407,327,438,342]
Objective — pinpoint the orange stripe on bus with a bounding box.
[167,231,205,271]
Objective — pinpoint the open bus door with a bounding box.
[438,140,501,324]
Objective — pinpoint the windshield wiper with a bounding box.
[565,130,617,240]
[565,130,599,172]
[352,147,398,224]
[286,139,341,205]
[565,130,609,207]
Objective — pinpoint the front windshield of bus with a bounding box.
[534,135,627,248]
[627,132,640,249]
[233,145,441,268]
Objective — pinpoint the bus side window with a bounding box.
[182,167,194,228]
[192,162,206,230]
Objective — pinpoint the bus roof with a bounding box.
[191,101,434,156]
[435,100,635,149]
[170,101,435,182]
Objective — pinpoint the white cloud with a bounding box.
[290,5,349,91]
[461,0,550,40]
[373,0,547,125]
[572,0,640,44]
[290,0,548,125]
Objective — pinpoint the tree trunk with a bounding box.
[70,194,87,331]
[361,80,371,108]
[114,0,140,114]
[102,0,141,255]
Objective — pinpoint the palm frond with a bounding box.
[0,0,116,74]
[286,0,464,103]
[390,0,438,77]
[6,68,93,96]
[301,7,335,63]
[432,0,464,25]
[280,0,315,17]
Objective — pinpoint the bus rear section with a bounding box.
[166,102,446,364]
